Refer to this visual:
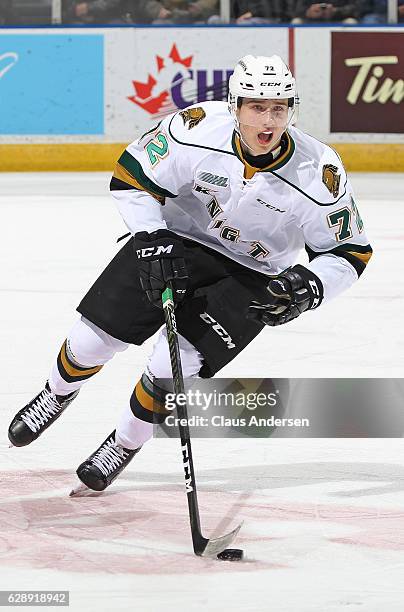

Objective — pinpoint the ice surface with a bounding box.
[1,172,403,611]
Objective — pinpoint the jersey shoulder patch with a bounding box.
[168,101,234,154]
[275,127,348,207]
[322,163,341,198]
[179,106,206,130]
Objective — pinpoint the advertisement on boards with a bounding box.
[331,31,403,133]
[109,28,288,137]
[0,34,104,135]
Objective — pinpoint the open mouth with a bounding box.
[257,131,273,145]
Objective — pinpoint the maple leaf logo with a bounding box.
[128,43,193,116]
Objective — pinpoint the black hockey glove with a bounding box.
[134,229,188,308]
[247,265,324,327]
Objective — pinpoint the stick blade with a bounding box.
[200,522,243,558]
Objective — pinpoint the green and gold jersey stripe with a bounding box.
[112,162,165,203]
[305,243,373,277]
[346,251,372,265]
[331,243,373,268]
[118,150,177,199]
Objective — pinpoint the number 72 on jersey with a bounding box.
[327,196,364,241]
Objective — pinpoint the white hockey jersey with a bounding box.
[111,101,372,303]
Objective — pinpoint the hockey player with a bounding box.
[8,55,372,492]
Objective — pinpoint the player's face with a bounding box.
[237,98,289,156]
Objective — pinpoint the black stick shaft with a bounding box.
[162,287,204,551]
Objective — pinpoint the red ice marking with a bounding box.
[2,470,404,575]
[0,470,275,575]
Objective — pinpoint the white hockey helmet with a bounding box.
[228,55,298,129]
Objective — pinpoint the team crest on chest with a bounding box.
[179,107,206,130]
[322,164,340,198]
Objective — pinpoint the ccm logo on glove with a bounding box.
[136,244,174,258]
[308,278,322,309]
[134,229,188,308]
[247,265,324,327]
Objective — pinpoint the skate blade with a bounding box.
[69,481,92,497]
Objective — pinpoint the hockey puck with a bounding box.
[217,548,244,561]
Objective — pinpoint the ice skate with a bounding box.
[8,382,79,447]
[74,430,141,492]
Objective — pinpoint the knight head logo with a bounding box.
[179,106,206,130]
[322,164,341,198]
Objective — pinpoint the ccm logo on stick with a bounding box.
[136,244,174,258]
[182,442,193,492]
[200,312,236,349]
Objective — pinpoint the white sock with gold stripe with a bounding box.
[49,317,130,396]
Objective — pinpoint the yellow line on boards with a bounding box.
[332,144,404,173]
[0,144,127,172]
[0,143,403,172]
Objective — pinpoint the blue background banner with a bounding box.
[0,35,104,135]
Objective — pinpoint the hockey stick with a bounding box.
[162,286,242,557]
